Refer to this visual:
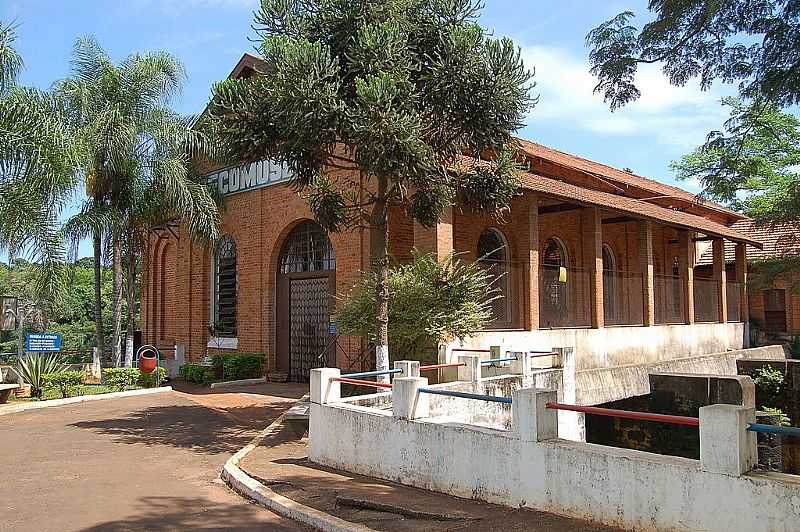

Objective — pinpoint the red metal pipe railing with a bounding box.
[419,363,466,371]
[332,377,393,389]
[545,402,699,427]
[451,348,491,353]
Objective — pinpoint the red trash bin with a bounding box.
[140,351,157,374]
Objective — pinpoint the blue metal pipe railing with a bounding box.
[418,387,512,404]
[341,368,402,379]
[747,423,800,437]
[480,357,516,365]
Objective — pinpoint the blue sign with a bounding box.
[25,333,62,353]
[328,322,337,335]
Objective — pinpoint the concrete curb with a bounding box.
[221,407,373,532]
[0,386,173,416]
[209,377,267,389]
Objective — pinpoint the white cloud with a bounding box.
[521,45,734,149]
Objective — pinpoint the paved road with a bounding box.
[0,384,309,531]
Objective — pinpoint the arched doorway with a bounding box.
[276,221,336,382]
[541,237,569,327]
[477,228,510,326]
[602,244,617,323]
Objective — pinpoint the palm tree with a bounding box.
[0,21,79,299]
[58,38,220,365]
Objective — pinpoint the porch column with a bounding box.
[735,243,749,321]
[526,194,540,330]
[678,230,696,324]
[637,220,655,326]
[413,205,454,261]
[581,207,604,328]
[713,238,728,323]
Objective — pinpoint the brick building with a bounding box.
[697,219,800,341]
[141,54,761,382]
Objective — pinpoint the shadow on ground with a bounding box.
[78,496,304,531]
[172,380,309,400]
[69,403,289,455]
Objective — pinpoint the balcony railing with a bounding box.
[694,277,720,323]
[726,281,742,322]
[539,265,591,328]
[654,274,686,324]
[603,270,644,326]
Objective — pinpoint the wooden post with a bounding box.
[526,194,540,330]
[713,239,728,323]
[638,220,655,326]
[735,243,749,322]
[581,207,604,328]
[678,230,695,324]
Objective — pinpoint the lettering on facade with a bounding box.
[206,160,292,196]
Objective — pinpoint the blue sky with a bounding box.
[2,0,738,257]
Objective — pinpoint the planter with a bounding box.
[140,352,157,374]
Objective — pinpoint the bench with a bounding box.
[0,383,20,404]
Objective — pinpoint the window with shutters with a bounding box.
[213,235,237,337]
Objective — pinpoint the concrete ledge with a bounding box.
[209,377,267,389]
[0,386,173,416]
[222,409,372,532]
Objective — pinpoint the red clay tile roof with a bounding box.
[515,138,745,221]
[697,219,800,264]
[516,171,761,247]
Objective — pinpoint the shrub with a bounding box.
[336,251,497,362]
[104,368,141,391]
[753,365,785,409]
[138,367,167,388]
[16,354,67,398]
[211,352,265,381]
[762,406,791,427]
[42,370,84,398]
[179,364,216,385]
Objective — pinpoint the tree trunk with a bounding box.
[16,312,25,359]
[124,238,136,368]
[370,176,390,382]
[111,233,123,367]
[93,232,106,361]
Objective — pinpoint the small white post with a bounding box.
[394,360,420,378]
[513,388,558,442]
[392,377,429,420]
[310,368,341,405]
[175,343,185,366]
[510,351,531,378]
[700,404,757,477]
[554,346,584,442]
[457,354,481,383]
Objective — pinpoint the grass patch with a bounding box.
[8,384,133,402]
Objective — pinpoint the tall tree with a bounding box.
[586,1,800,111]
[208,0,533,375]
[58,38,221,366]
[0,22,79,298]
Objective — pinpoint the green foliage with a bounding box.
[103,368,141,391]
[336,251,497,361]
[753,365,786,410]
[762,406,791,427]
[672,98,800,222]
[42,370,83,399]
[179,363,216,385]
[16,353,67,398]
[587,2,800,110]
[138,366,166,388]
[210,352,265,381]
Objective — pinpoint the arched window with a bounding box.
[602,244,617,322]
[541,237,569,325]
[280,221,336,274]
[213,235,237,337]
[477,228,510,325]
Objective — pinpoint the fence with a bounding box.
[694,277,720,323]
[727,281,742,322]
[539,265,591,328]
[603,270,644,326]
[654,274,686,324]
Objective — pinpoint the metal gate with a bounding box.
[289,277,330,382]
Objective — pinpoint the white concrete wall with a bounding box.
[310,400,800,532]
[457,322,746,371]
